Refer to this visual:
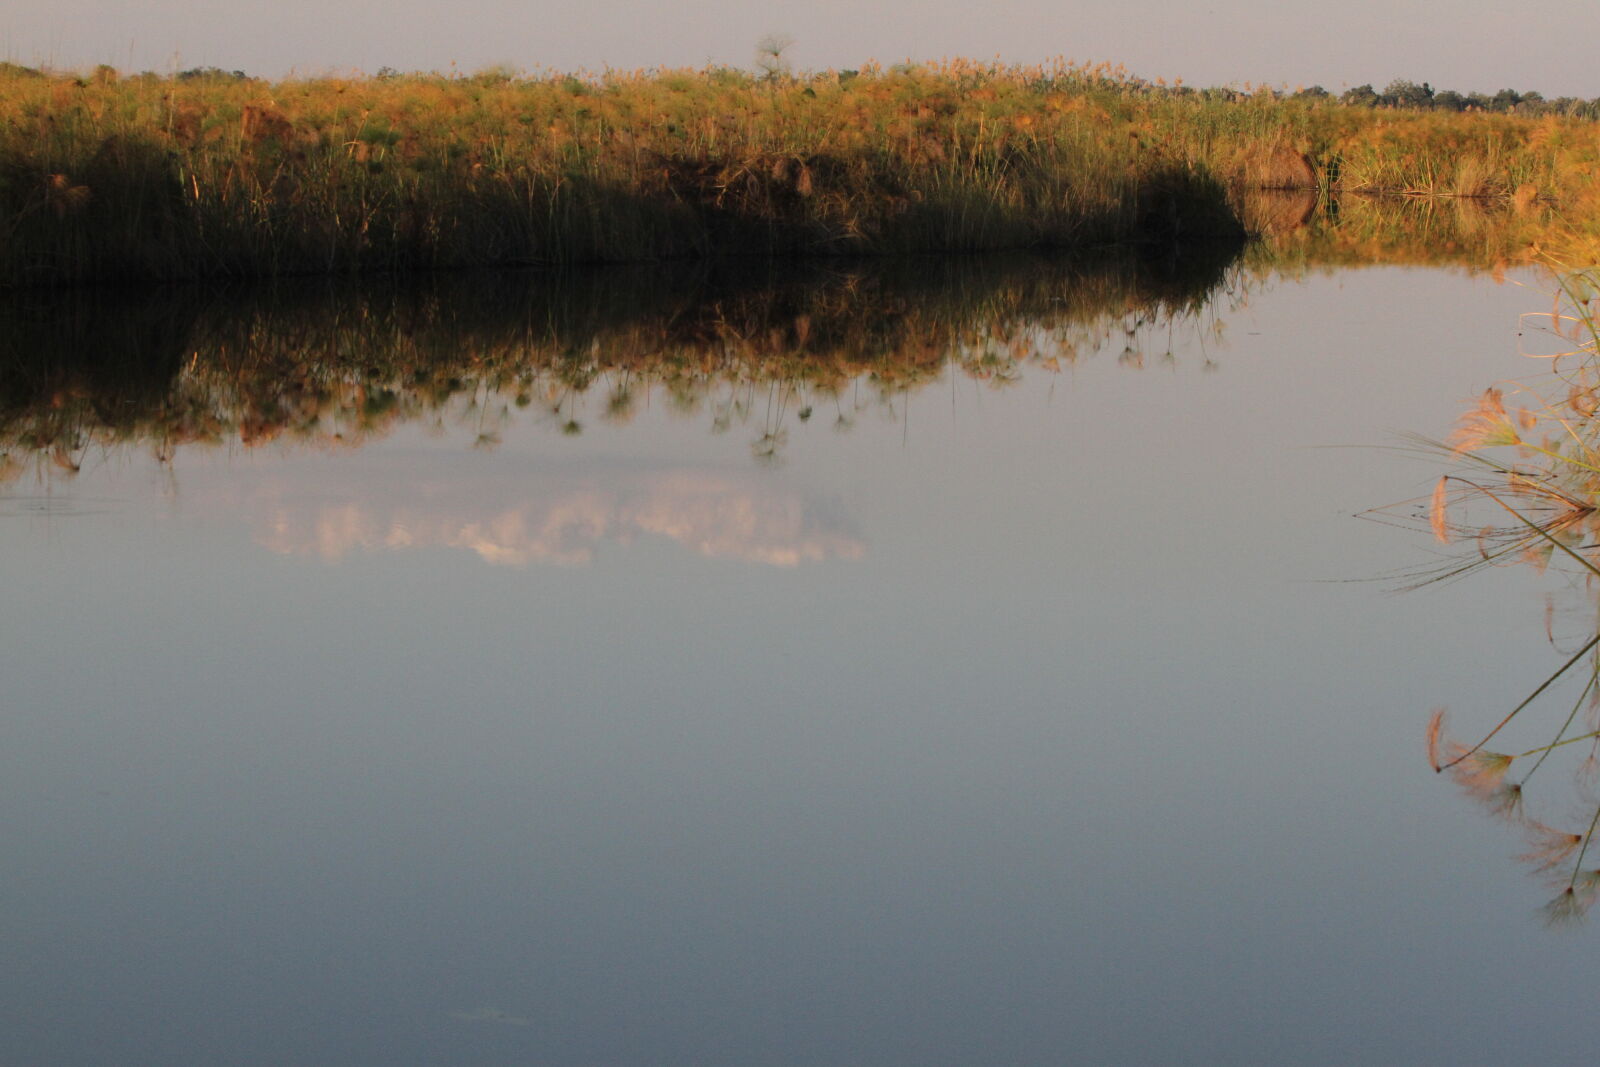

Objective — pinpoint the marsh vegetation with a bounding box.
[6,59,1600,285]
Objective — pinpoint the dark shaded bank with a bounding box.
[0,243,1242,465]
[1,138,1244,287]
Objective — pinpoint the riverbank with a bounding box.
[4,59,1597,285]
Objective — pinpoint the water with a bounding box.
[2,257,1593,1064]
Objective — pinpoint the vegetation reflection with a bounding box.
[0,246,1241,480]
[7,185,1574,488]
[1407,266,1600,922]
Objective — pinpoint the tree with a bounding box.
[1382,79,1434,109]
[1341,84,1380,108]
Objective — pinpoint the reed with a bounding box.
[8,60,1600,286]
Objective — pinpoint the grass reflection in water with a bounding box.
[1,188,1568,489]
[1400,265,1600,922]
[0,246,1242,480]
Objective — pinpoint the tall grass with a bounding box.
[8,59,1600,285]
[0,60,1249,284]
[0,59,1402,285]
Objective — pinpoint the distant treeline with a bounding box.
[11,60,1586,119]
[1295,80,1599,119]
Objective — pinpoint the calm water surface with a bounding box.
[2,260,1592,1064]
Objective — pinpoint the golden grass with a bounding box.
[10,58,1600,285]
[0,60,1248,283]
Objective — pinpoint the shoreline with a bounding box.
[2,60,1592,287]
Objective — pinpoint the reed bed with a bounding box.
[0,59,1249,285]
[8,58,1600,285]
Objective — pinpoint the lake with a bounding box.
[3,248,1595,1064]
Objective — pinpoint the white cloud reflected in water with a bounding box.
[239,461,865,568]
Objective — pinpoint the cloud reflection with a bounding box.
[249,464,864,568]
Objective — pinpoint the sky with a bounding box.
[4,0,1596,99]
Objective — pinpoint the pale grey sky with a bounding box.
[5,0,1594,98]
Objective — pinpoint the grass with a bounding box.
[10,58,1600,286]
[0,60,1244,284]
